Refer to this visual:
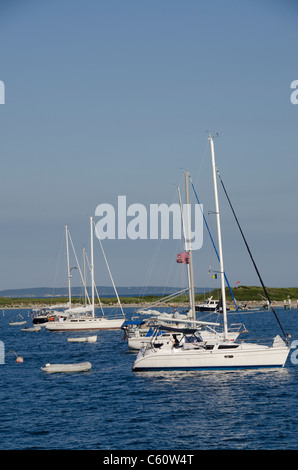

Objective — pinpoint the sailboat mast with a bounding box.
[178,186,192,319]
[65,225,71,309]
[90,216,95,318]
[178,186,192,294]
[184,171,196,321]
[209,135,228,339]
[83,246,87,306]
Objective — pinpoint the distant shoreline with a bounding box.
[1,286,297,310]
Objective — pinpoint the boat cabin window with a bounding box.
[218,344,239,349]
[184,334,202,343]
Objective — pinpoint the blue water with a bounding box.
[0,307,297,450]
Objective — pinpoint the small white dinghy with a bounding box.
[21,326,41,332]
[41,361,92,373]
[67,335,97,343]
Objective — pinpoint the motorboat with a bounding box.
[31,307,69,325]
[195,296,219,312]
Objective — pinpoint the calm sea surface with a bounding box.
[0,307,297,450]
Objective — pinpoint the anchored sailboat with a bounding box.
[46,217,125,331]
[133,135,291,371]
[126,168,245,349]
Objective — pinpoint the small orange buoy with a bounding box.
[8,350,24,363]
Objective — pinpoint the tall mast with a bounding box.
[90,216,95,318]
[209,135,228,339]
[65,225,71,309]
[83,245,87,306]
[184,171,196,321]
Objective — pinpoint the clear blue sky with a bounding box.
[0,0,297,290]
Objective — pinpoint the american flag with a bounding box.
[176,252,190,264]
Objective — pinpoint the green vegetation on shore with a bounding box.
[0,286,297,308]
[224,286,298,302]
[0,294,164,308]
[171,286,298,304]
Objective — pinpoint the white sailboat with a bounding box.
[133,135,291,371]
[124,176,202,350]
[46,217,125,332]
[128,168,246,350]
[126,172,243,350]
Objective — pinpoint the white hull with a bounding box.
[45,317,124,331]
[132,137,291,373]
[41,361,92,373]
[67,335,97,342]
[133,336,290,371]
[128,332,182,350]
[21,326,41,332]
[128,336,149,350]
[128,329,240,350]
